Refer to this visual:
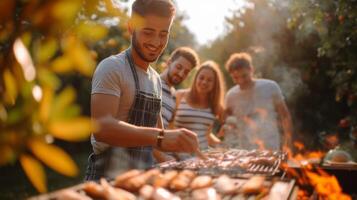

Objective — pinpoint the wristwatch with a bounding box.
[157,129,165,148]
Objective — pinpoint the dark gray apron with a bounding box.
[85,49,161,180]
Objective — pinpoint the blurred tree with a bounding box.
[287,0,357,138]
[0,0,197,193]
[0,0,130,193]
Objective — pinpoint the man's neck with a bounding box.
[240,79,255,90]
[131,48,150,70]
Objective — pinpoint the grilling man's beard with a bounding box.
[132,33,158,63]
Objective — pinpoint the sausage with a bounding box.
[152,170,178,188]
[214,175,237,195]
[114,169,143,187]
[83,181,105,199]
[169,170,196,191]
[240,176,265,194]
[139,184,155,199]
[190,175,212,189]
[100,178,136,200]
[192,187,220,200]
[57,189,92,200]
[121,169,161,192]
[152,187,181,200]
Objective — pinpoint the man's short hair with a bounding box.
[225,52,253,72]
[168,47,200,69]
[132,0,176,18]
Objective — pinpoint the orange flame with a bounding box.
[283,140,351,199]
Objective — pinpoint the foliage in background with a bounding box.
[198,0,357,148]
[0,0,130,193]
[286,0,357,138]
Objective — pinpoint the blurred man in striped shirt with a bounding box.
[154,47,200,162]
[160,47,200,128]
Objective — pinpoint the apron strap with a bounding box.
[125,48,140,92]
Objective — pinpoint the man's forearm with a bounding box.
[93,116,159,147]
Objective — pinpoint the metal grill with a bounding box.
[158,148,287,177]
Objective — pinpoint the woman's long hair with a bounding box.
[187,60,226,117]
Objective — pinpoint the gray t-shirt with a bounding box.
[224,79,284,150]
[90,51,162,178]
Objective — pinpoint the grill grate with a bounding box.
[158,148,287,177]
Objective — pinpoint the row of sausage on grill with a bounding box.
[57,169,272,200]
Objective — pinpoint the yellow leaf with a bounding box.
[37,68,61,89]
[66,39,95,76]
[54,105,81,119]
[35,37,58,63]
[3,69,17,105]
[64,36,95,76]
[50,87,76,120]
[51,55,74,74]
[48,117,96,141]
[20,154,47,193]
[39,87,53,122]
[76,22,108,42]
[28,139,78,177]
[52,0,81,25]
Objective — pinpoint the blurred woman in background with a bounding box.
[174,60,226,154]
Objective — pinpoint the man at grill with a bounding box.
[85,0,199,180]
[222,52,293,150]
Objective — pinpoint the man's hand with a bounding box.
[208,133,221,146]
[160,128,199,153]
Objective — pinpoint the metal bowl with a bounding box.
[324,149,353,163]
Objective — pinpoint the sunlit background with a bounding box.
[117,0,249,44]
[0,0,356,199]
